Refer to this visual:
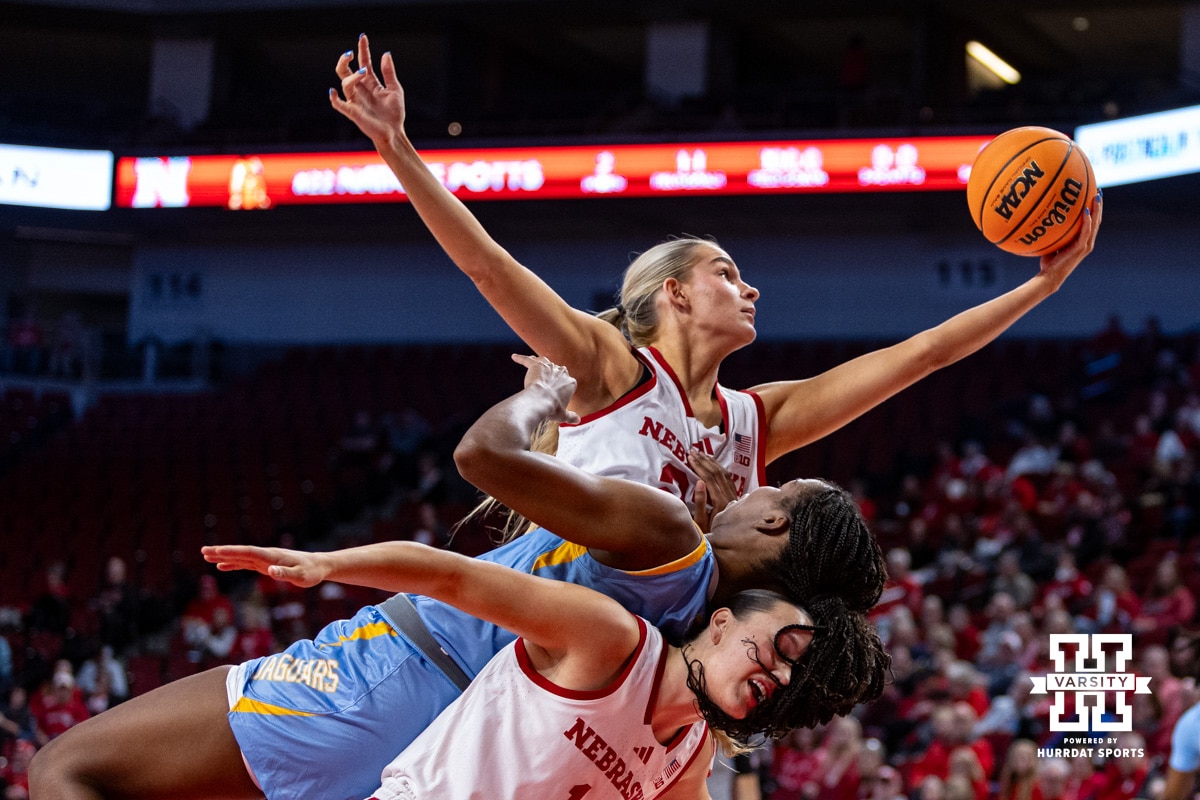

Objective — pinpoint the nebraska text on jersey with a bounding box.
[557,347,766,511]
[564,717,646,799]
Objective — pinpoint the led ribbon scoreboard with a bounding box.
[115,136,994,209]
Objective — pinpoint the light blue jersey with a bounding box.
[227,527,713,800]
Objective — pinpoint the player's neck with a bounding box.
[650,646,705,742]
[649,335,724,420]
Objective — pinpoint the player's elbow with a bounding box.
[912,328,959,374]
[453,432,490,481]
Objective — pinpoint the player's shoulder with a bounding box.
[1179,701,1200,731]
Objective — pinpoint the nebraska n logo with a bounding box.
[633,746,654,764]
[1030,633,1152,732]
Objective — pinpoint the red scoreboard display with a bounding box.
[115,136,993,209]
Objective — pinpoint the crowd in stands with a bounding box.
[1,317,1198,800]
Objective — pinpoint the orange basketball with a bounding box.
[966,126,1096,257]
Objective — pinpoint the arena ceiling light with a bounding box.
[966,40,1021,85]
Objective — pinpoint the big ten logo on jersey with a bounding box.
[132,156,192,208]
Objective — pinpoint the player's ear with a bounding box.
[663,277,689,311]
[709,607,732,645]
[755,513,789,536]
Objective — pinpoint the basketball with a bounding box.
[966,126,1096,257]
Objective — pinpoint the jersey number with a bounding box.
[567,784,593,800]
[659,463,691,499]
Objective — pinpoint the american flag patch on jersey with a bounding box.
[733,433,753,456]
[654,758,683,789]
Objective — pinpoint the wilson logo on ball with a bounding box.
[967,126,1095,257]
[1017,178,1085,248]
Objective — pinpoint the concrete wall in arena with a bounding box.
[126,226,1197,345]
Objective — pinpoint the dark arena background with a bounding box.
[0,1,1198,798]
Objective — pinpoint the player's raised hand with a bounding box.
[329,33,406,149]
[512,354,580,424]
[1039,191,1103,290]
[201,545,331,588]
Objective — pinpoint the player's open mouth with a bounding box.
[748,678,769,707]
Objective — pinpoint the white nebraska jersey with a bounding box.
[556,346,767,511]
[371,616,710,800]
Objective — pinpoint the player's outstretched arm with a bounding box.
[200,545,332,587]
[203,540,637,672]
[753,194,1102,463]
[454,355,701,569]
[329,35,638,411]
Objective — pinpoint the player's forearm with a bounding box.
[319,541,465,595]
[377,131,511,278]
[921,272,1056,370]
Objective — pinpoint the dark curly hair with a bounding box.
[681,590,890,747]
[763,482,887,613]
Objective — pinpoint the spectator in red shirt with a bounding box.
[1137,644,1185,759]
[945,661,989,719]
[1078,733,1147,800]
[1082,564,1140,634]
[770,726,824,800]
[32,673,88,741]
[1135,557,1197,643]
[866,765,907,800]
[948,604,980,662]
[908,703,995,789]
[812,716,863,800]
[948,746,989,799]
[1038,550,1093,616]
[181,574,235,632]
[231,596,276,662]
[1,738,35,799]
[871,548,923,622]
[997,739,1039,800]
[1142,644,1185,722]
[1035,757,1077,800]
[180,574,237,658]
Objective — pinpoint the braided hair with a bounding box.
[765,482,887,613]
[682,591,890,748]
